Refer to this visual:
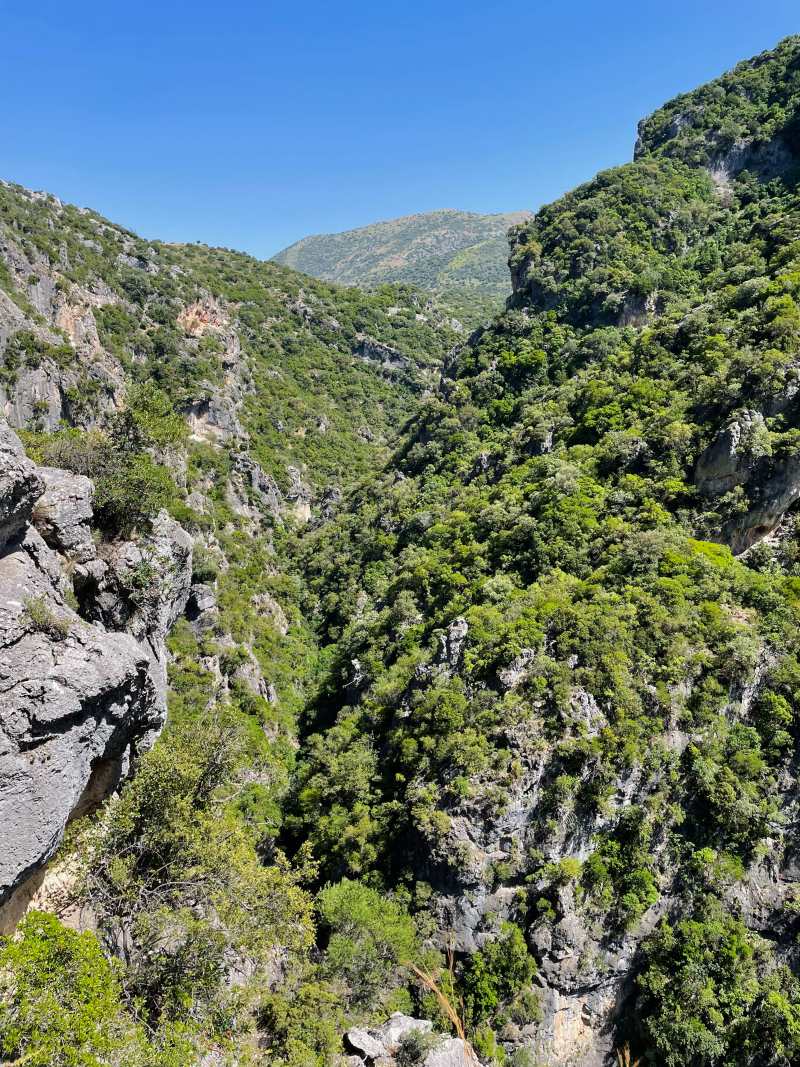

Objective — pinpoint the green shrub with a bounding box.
[317,878,418,1009]
[23,595,70,640]
[462,923,537,1026]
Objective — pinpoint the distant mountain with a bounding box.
[273,208,533,321]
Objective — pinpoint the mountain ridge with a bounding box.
[273,207,533,323]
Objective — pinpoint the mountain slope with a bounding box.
[291,33,800,1066]
[5,33,800,1067]
[0,179,462,1064]
[273,208,533,322]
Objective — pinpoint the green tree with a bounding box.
[318,878,418,1009]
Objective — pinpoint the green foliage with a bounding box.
[637,35,800,167]
[395,1028,440,1065]
[582,807,659,928]
[0,911,195,1067]
[461,923,537,1026]
[23,595,71,640]
[317,878,418,1010]
[78,711,314,1033]
[8,35,800,1067]
[273,208,531,323]
[636,899,800,1066]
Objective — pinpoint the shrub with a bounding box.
[317,878,418,1009]
[23,595,70,640]
[462,923,537,1026]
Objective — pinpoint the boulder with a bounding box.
[345,1028,387,1060]
[32,466,96,563]
[376,1013,433,1049]
[423,1038,481,1067]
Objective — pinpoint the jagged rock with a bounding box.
[231,650,276,703]
[422,1038,481,1067]
[232,453,283,516]
[319,484,342,521]
[694,410,767,497]
[375,1013,433,1049]
[438,616,468,668]
[498,647,536,690]
[727,460,800,554]
[345,1028,386,1060]
[32,467,95,563]
[0,420,193,930]
[568,687,606,737]
[344,1017,460,1066]
[0,524,156,930]
[184,393,245,443]
[0,422,43,547]
[694,410,800,552]
[187,582,217,624]
[353,335,410,373]
[2,364,64,430]
[74,510,192,721]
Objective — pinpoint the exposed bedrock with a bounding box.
[0,421,191,928]
[694,409,800,552]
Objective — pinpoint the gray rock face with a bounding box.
[231,453,283,518]
[694,410,767,498]
[354,335,410,373]
[344,1015,468,1067]
[75,511,192,721]
[423,1038,480,1067]
[0,421,191,928]
[439,616,468,668]
[695,409,800,553]
[32,467,96,563]
[0,518,156,928]
[0,422,44,548]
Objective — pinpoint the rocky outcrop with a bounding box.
[0,421,44,545]
[74,511,192,721]
[694,410,800,552]
[0,421,191,928]
[32,467,96,563]
[344,1014,480,1067]
[230,453,283,519]
[354,335,411,374]
[694,410,767,498]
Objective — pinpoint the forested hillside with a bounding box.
[273,209,532,325]
[4,32,800,1067]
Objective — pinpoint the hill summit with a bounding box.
[273,207,532,321]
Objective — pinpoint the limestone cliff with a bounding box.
[0,421,191,929]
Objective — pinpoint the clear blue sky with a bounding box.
[3,1,798,257]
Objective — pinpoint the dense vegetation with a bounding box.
[273,209,532,326]
[4,32,800,1067]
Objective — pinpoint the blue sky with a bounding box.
[3,1,798,257]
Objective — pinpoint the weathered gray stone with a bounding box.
[32,467,95,563]
[375,1013,433,1050]
[695,410,767,498]
[0,524,156,928]
[353,334,410,373]
[423,1038,480,1067]
[76,510,192,720]
[439,616,468,668]
[0,418,193,930]
[0,423,43,548]
[345,1028,386,1060]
